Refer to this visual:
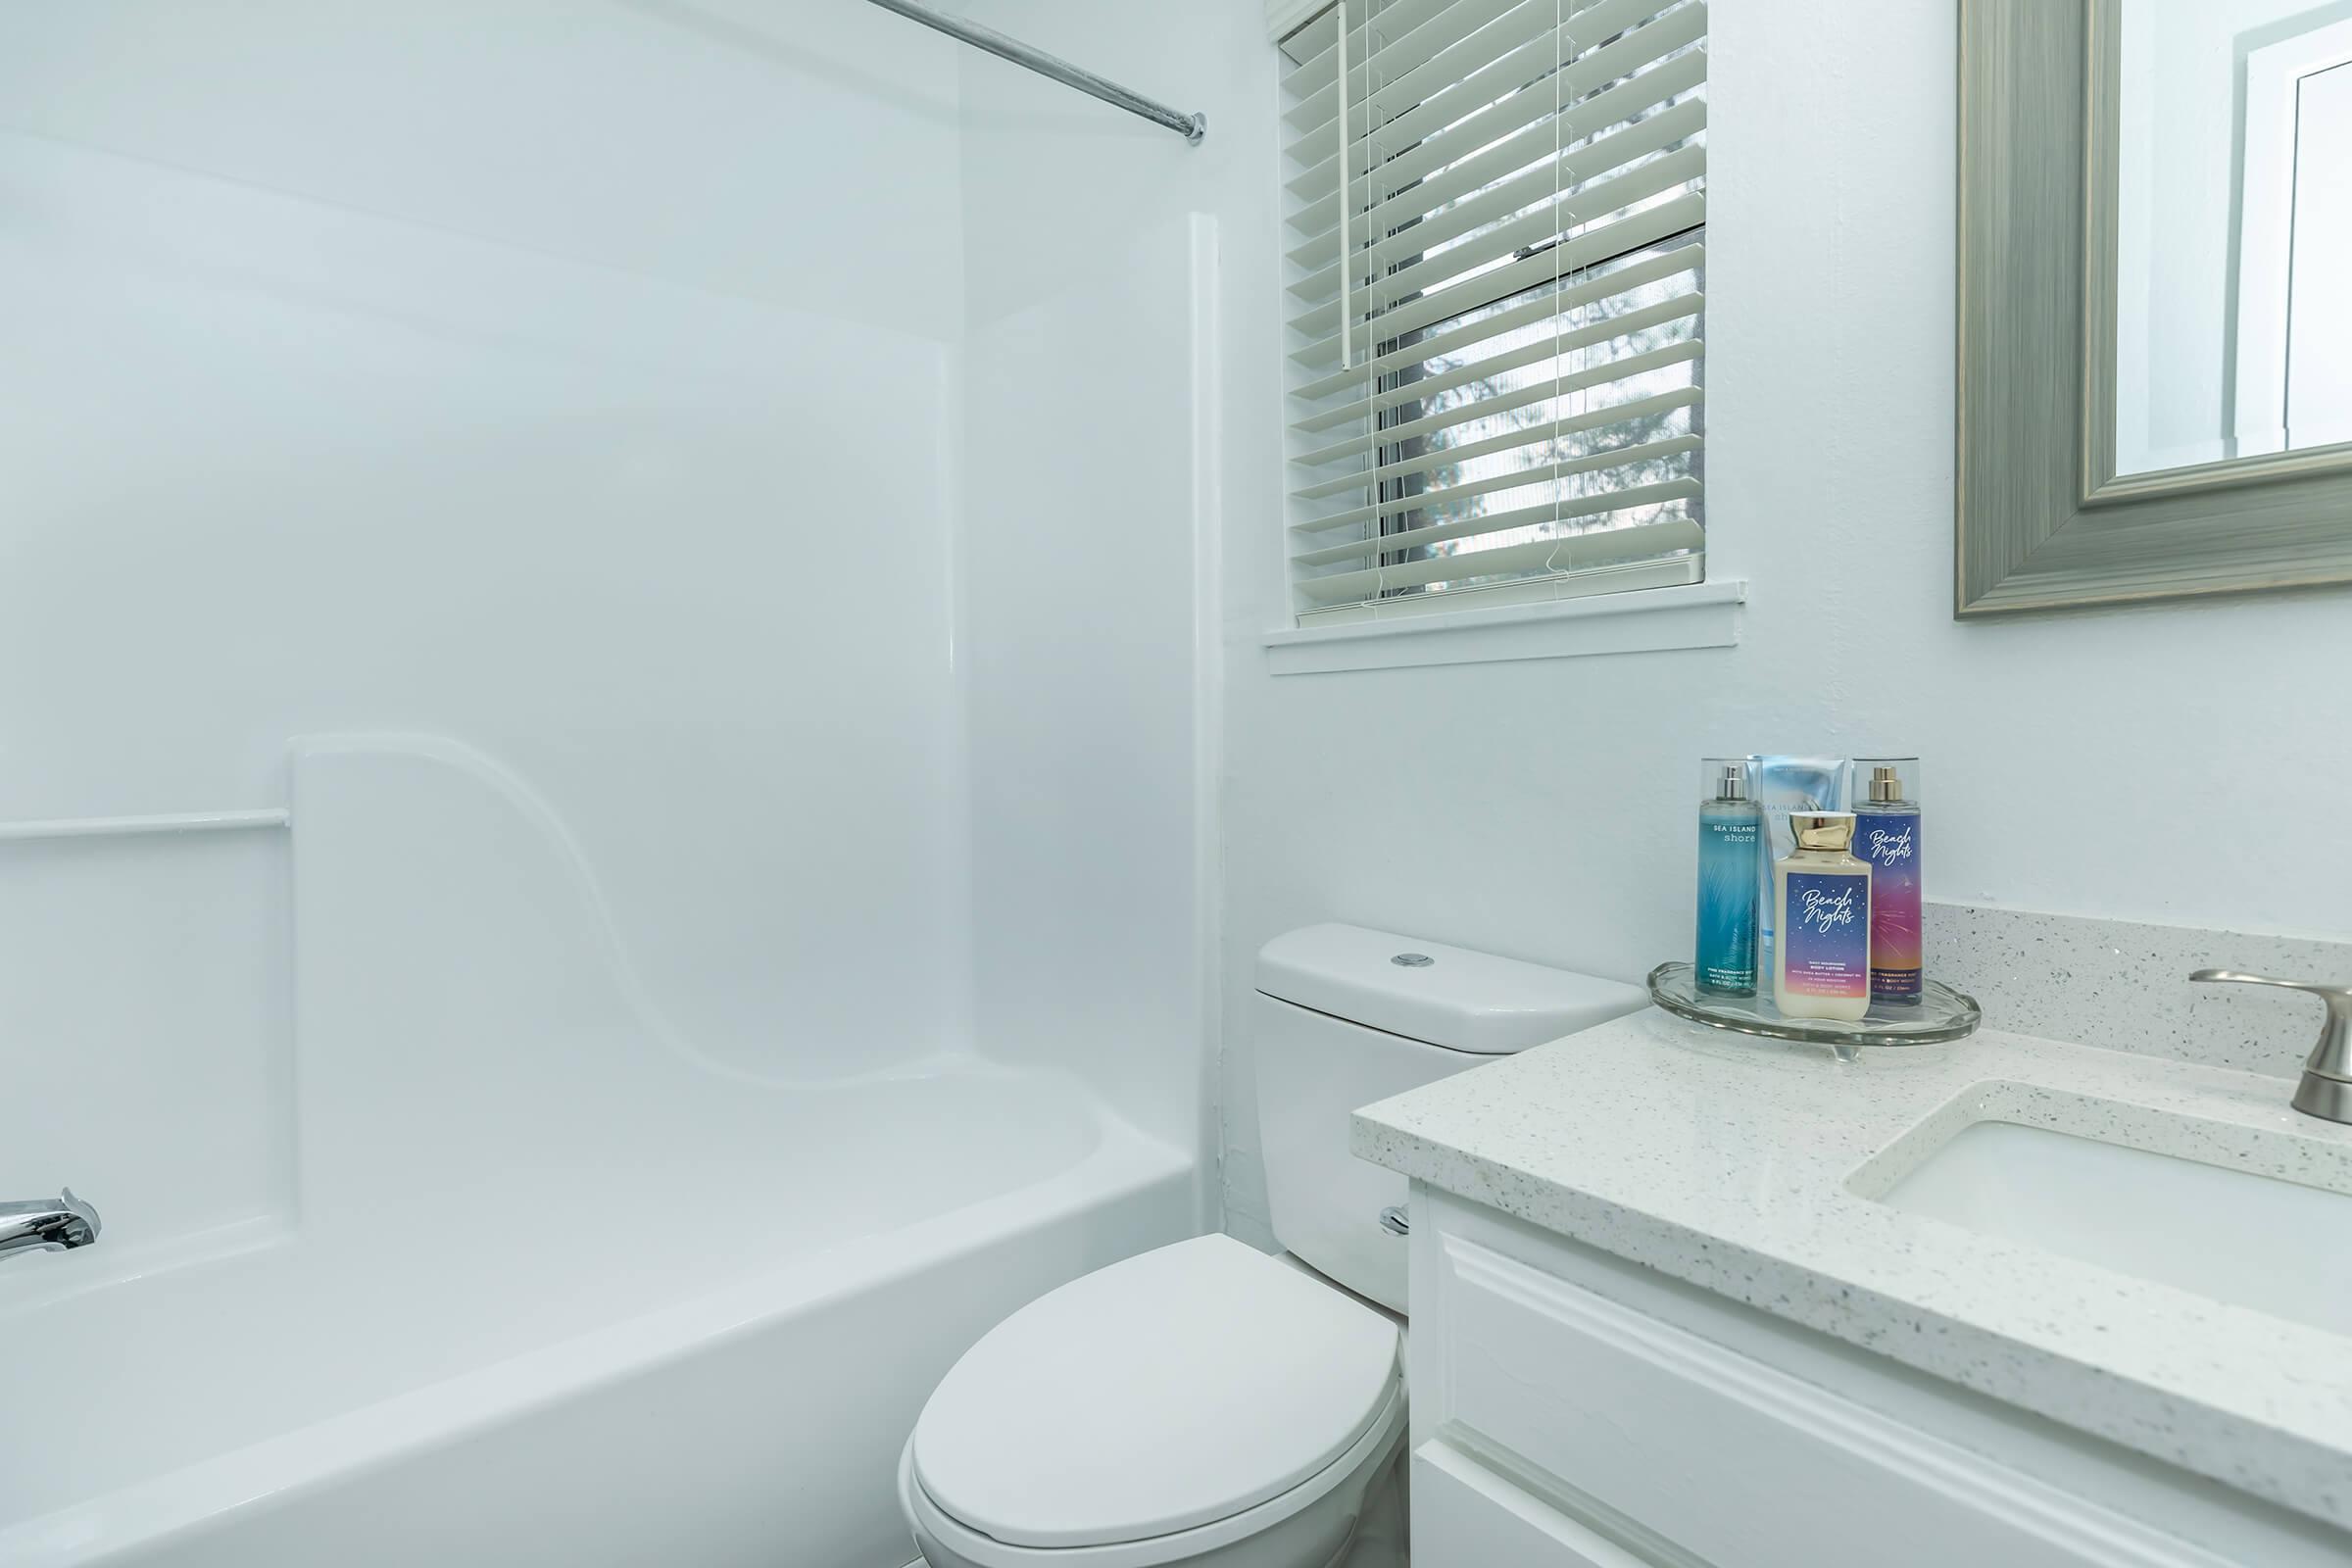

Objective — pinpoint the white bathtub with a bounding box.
[0,741,1198,1566]
[0,1061,1193,1567]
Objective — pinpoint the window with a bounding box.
[1277,0,1708,627]
[2232,16,2352,459]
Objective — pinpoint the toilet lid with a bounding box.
[910,1234,1401,1550]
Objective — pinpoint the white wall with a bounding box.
[953,1,2352,1246]
[0,1,972,1241]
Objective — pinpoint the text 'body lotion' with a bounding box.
[1774,811,1873,1021]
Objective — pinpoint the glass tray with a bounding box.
[1646,961,1982,1057]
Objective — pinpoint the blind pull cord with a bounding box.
[1337,0,1354,371]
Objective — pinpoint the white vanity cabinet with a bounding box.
[1401,1186,2345,1568]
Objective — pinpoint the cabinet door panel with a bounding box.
[1425,1233,2229,1568]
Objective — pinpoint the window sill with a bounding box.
[1260,579,1746,675]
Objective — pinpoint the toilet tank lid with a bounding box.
[1255,924,1646,1055]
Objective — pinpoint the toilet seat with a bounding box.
[908,1236,1402,1559]
[901,1381,1406,1568]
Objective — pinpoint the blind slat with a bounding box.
[1287,0,1674,151]
[1293,429,1697,534]
[1292,384,1703,501]
[1285,0,1534,137]
[1288,241,1701,404]
[1278,0,1456,76]
[1285,53,1708,263]
[1292,336,1702,470]
[1292,292,1701,437]
[1283,0,1494,95]
[1289,437,1702,563]
[1283,0,1707,212]
[1289,134,1707,318]
[1293,480,1702,584]
[1291,188,1704,369]
[1294,512,1705,603]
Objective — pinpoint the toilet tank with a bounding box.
[1253,924,1646,1313]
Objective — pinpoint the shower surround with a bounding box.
[0,4,1216,1561]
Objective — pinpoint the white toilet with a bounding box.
[898,924,1647,1568]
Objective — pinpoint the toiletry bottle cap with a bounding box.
[1790,811,1856,852]
[1869,764,1904,804]
[1715,764,1748,803]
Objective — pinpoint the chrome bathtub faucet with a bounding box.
[0,1190,101,1262]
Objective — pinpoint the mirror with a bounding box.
[1955,0,2352,616]
[2112,0,2352,478]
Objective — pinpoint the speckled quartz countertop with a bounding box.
[1350,1008,2352,1530]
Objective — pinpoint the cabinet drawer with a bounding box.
[1424,1232,2227,1568]
[1412,1441,1657,1568]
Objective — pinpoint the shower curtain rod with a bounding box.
[862,0,1206,144]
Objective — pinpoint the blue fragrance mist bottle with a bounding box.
[1694,760,1762,996]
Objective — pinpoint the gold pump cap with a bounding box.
[1868,764,1905,804]
[1790,810,1856,852]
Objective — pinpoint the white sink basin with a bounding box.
[1877,1120,2352,1337]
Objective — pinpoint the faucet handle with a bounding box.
[2190,969,2352,1004]
[2190,969,2352,1124]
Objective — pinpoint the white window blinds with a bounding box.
[1279,0,1708,624]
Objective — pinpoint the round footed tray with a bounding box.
[1646,961,1982,1056]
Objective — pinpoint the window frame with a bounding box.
[2230,18,2352,459]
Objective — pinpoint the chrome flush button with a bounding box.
[1391,953,1434,967]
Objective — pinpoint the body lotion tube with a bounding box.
[1774,811,1872,1021]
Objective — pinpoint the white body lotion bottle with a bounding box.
[1773,811,1873,1021]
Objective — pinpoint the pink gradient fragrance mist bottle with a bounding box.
[1853,760,1922,1004]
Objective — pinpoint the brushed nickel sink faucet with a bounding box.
[0,1190,101,1263]
[2191,971,2352,1125]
